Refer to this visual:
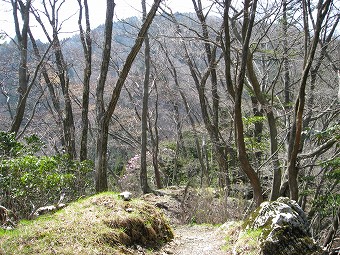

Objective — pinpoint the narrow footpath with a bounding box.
[156,224,228,255]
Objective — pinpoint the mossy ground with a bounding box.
[0,192,173,255]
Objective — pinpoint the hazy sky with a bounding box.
[0,0,213,42]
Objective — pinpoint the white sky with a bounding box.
[0,0,213,42]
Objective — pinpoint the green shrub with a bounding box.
[0,132,23,158]
[0,132,94,219]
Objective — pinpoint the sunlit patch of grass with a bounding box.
[0,192,173,255]
[232,227,262,255]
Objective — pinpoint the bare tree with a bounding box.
[140,0,152,194]
[191,0,230,189]
[78,0,92,161]
[95,0,162,192]
[232,0,264,206]
[31,0,77,159]
[147,79,162,189]
[10,0,31,134]
[287,0,332,201]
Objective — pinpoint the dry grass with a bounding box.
[0,192,173,255]
[181,188,251,224]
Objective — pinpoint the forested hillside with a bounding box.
[0,0,339,253]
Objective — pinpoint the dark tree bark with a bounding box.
[10,0,31,135]
[246,59,281,201]
[95,0,115,192]
[54,38,76,159]
[278,0,291,198]
[250,95,264,166]
[78,0,92,161]
[140,0,152,194]
[282,0,291,110]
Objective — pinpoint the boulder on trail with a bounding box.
[238,197,325,255]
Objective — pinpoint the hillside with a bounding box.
[0,188,255,255]
[0,2,339,254]
[0,192,173,255]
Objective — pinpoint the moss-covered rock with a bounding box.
[236,197,324,255]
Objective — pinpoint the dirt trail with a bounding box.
[141,189,232,255]
[157,224,227,255]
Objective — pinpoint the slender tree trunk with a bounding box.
[53,36,76,159]
[148,81,162,189]
[245,58,281,201]
[95,120,109,192]
[235,0,263,206]
[78,0,92,161]
[224,0,263,204]
[235,95,263,206]
[172,101,185,185]
[140,0,152,194]
[282,0,291,110]
[278,0,291,198]
[10,0,31,135]
[95,0,115,192]
[251,96,264,165]
[173,102,186,156]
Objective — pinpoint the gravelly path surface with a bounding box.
[155,224,228,255]
[141,189,231,255]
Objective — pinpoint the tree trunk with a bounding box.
[10,0,31,135]
[246,58,281,201]
[148,81,162,189]
[250,95,264,166]
[31,1,77,159]
[140,0,152,194]
[235,96,263,206]
[235,0,263,206]
[282,0,291,110]
[53,36,77,159]
[173,102,186,156]
[95,120,109,192]
[78,0,92,161]
[95,0,115,192]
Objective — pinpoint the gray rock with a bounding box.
[119,191,132,201]
[244,197,324,255]
[33,203,67,218]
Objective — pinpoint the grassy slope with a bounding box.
[0,192,173,255]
